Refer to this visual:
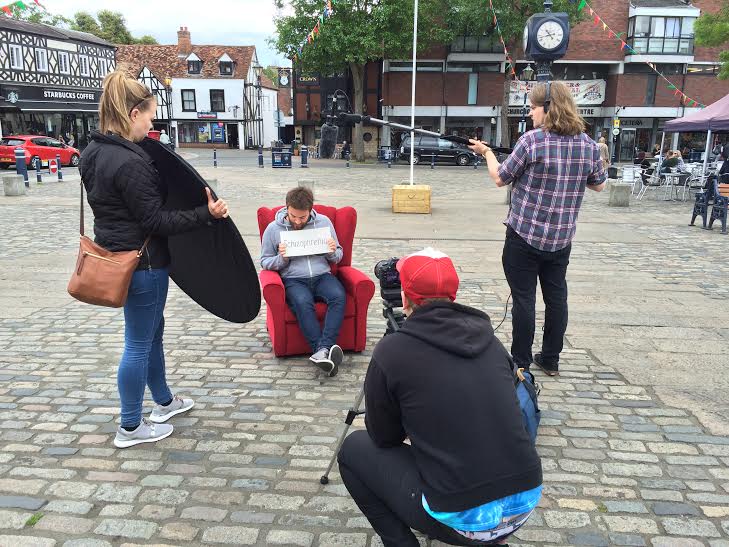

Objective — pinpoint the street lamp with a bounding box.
[163,76,173,138]
[518,64,535,135]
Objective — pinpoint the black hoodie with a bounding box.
[364,300,542,513]
[79,131,212,270]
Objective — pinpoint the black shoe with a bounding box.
[533,353,559,376]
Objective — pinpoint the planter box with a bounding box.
[392,184,431,214]
[2,174,26,196]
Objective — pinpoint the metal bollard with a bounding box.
[474,157,479,170]
[56,154,63,181]
[258,146,264,168]
[430,155,435,169]
[35,157,43,184]
[346,152,350,168]
[301,145,308,168]
[14,148,29,187]
[213,148,217,168]
[387,156,391,168]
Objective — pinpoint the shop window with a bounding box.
[35,49,48,72]
[210,89,225,112]
[182,90,196,112]
[58,52,70,74]
[10,45,23,70]
[79,56,89,77]
[389,61,444,72]
[219,61,233,75]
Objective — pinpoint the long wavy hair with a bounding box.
[530,82,585,136]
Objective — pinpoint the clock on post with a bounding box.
[523,1,570,80]
[278,68,291,87]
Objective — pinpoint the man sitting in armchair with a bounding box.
[260,187,345,377]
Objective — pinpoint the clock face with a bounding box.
[280,74,289,86]
[536,20,565,51]
[523,25,529,52]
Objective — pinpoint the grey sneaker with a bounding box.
[310,348,338,377]
[328,344,344,367]
[114,418,173,449]
[149,395,195,423]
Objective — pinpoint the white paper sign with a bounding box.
[281,227,331,257]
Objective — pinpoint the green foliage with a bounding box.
[10,4,70,26]
[25,513,43,527]
[134,35,159,45]
[694,6,729,80]
[262,66,280,83]
[70,11,101,36]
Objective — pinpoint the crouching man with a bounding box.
[338,249,542,546]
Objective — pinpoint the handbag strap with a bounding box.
[80,181,152,256]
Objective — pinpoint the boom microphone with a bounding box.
[338,112,370,124]
[319,122,339,159]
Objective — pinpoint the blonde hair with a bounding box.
[99,71,155,140]
[598,136,606,144]
[530,82,585,136]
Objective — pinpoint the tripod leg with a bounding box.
[320,384,366,484]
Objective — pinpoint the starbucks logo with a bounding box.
[7,91,19,104]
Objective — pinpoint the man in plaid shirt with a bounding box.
[471,81,606,376]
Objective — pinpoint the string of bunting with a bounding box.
[577,0,705,108]
[487,0,529,92]
[1,0,44,16]
[292,0,333,62]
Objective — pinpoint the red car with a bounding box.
[0,135,81,169]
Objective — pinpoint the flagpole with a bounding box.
[409,0,418,186]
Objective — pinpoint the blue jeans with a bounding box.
[119,268,173,428]
[283,273,346,352]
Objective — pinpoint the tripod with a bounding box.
[319,303,404,485]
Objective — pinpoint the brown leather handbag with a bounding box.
[67,181,150,308]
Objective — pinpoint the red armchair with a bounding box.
[257,205,376,357]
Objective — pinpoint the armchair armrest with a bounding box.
[338,266,375,303]
[260,269,285,306]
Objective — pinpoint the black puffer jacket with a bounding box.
[79,131,212,270]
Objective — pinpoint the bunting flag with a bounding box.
[293,0,334,62]
[579,0,706,108]
[2,0,45,16]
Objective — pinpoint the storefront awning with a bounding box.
[10,101,99,113]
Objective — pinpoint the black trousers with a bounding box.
[502,227,571,368]
[338,430,500,547]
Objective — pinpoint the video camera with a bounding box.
[374,257,406,334]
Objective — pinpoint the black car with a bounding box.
[399,135,479,166]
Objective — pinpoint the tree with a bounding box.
[694,5,729,80]
[272,0,454,160]
[9,4,70,26]
[262,66,280,84]
[69,10,158,44]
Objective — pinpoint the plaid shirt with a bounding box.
[498,128,606,252]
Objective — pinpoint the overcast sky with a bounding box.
[47,0,289,67]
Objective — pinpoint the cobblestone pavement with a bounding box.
[1,160,728,546]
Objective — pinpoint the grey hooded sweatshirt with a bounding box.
[260,207,343,279]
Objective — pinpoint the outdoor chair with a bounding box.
[637,168,663,200]
[256,205,375,357]
[621,166,639,195]
[708,182,729,235]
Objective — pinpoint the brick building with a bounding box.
[377,0,729,162]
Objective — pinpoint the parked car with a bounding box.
[0,135,81,169]
[399,134,479,166]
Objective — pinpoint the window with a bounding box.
[58,52,70,74]
[219,61,233,75]
[687,63,720,76]
[10,45,23,70]
[450,35,501,53]
[447,62,500,73]
[79,55,89,76]
[646,75,657,106]
[35,49,48,72]
[389,61,443,72]
[467,73,478,105]
[628,16,695,55]
[210,89,225,112]
[188,60,202,74]
[182,89,196,112]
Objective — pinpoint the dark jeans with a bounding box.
[338,430,501,547]
[119,268,173,428]
[502,228,571,368]
[282,273,346,352]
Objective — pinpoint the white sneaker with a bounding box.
[149,395,195,423]
[310,348,338,377]
[114,418,173,449]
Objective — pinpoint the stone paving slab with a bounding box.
[1,161,728,546]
